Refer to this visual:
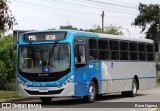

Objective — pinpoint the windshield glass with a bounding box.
[19,44,70,73]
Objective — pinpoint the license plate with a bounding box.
[39,89,48,92]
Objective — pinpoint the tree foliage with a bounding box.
[85,25,102,33]
[59,24,124,35]
[104,25,124,35]
[0,0,16,34]
[132,3,159,42]
[60,25,78,30]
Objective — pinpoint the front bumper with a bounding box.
[17,83,74,97]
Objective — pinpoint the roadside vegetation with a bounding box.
[0,0,16,91]
[0,91,19,99]
[0,35,16,90]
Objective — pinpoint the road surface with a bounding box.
[1,87,160,111]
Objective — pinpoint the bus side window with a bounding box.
[89,38,98,60]
[130,42,138,61]
[146,44,154,61]
[109,40,119,60]
[75,44,86,68]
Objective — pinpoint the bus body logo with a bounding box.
[95,62,100,70]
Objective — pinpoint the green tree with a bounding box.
[60,25,78,30]
[0,35,16,90]
[0,0,16,35]
[86,25,123,35]
[86,25,102,33]
[132,3,159,44]
[59,25,124,35]
[105,25,124,35]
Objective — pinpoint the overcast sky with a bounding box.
[9,0,159,38]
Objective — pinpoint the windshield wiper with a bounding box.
[49,42,57,57]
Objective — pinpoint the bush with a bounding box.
[0,59,16,90]
[0,35,16,90]
[4,82,16,91]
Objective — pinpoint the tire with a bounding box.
[121,78,137,97]
[83,81,96,103]
[40,97,52,103]
[128,78,137,97]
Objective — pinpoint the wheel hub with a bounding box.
[133,82,137,95]
[89,86,95,99]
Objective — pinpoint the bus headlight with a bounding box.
[60,76,74,88]
[17,78,27,88]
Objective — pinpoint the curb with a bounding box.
[0,97,38,103]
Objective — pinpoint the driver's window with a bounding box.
[75,44,86,64]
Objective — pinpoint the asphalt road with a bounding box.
[1,87,160,111]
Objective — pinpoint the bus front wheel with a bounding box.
[83,81,96,103]
[40,97,52,103]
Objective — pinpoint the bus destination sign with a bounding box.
[24,32,67,41]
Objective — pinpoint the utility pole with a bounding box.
[158,6,160,81]
[159,6,160,53]
[101,11,104,33]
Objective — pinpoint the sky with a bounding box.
[9,0,160,38]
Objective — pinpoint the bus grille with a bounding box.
[25,89,64,95]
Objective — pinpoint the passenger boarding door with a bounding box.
[74,38,88,96]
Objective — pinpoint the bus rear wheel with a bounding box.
[83,81,96,103]
[129,78,137,97]
[121,78,137,97]
[40,97,52,103]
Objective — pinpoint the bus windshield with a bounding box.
[19,44,70,73]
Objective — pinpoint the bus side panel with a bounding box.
[87,61,102,94]
[139,77,156,90]
[74,68,88,96]
[101,61,156,93]
[74,61,102,96]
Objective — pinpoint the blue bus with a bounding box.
[16,30,156,103]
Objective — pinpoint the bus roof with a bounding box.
[71,30,154,44]
[22,30,154,44]
[98,33,154,43]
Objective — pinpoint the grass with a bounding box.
[0,90,19,99]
